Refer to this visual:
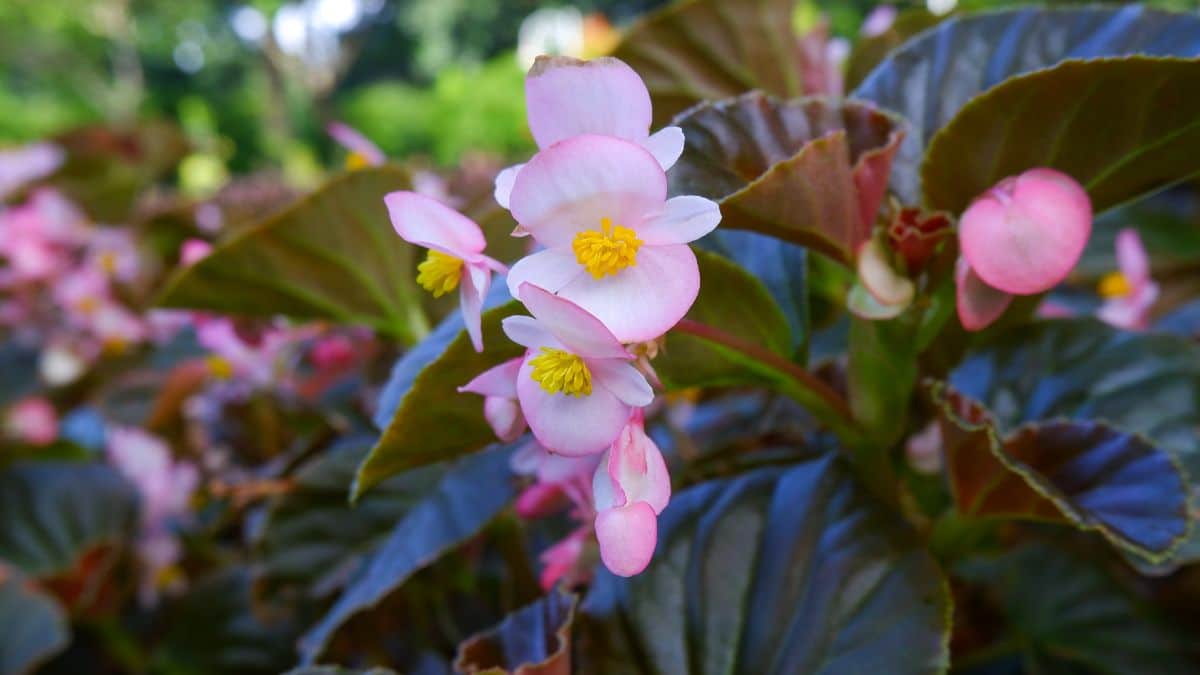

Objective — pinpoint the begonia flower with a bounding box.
[494,56,686,209]
[506,135,720,342]
[501,283,652,455]
[385,191,508,352]
[327,121,386,169]
[1097,228,1159,330]
[591,410,670,576]
[459,357,526,442]
[955,168,1092,331]
[0,142,64,199]
[87,228,144,283]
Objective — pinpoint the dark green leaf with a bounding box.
[614,0,811,126]
[299,444,517,664]
[257,435,472,600]
[0,573,69,675]
[454,591,576,675]
[156,167,427,342]
[852,5,1200,203]
[930,382,1189,562]
[848,316,917,447]
[669,93,904,264]
[956,544,1193,674]
[0,462,139,577]
[581,452,950,674]
[922,57,1200,214]
[354,303,523,498]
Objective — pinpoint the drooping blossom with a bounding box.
[591,410,670,576]
[956,168,1093,331]
[505,135,721,342]
[106,426,200,604]
[501,283,653,455]
[0,142,64,199]
[4,397,58,447]
[1096,228,1159,330]
[459,357,527,442]
[494,56,686,209]
[327,121,386,169]
[385,191,508,351]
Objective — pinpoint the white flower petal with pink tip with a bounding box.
[595,502,658,577]
[642,127,686,170]
[460,358,526,442]
[1115,228,1151,287]
[460,263,490,351]
[589,360,654,407]
[636,196,722,246]
[509,135,666,248]
[460,358,522,398]
[593,413,670,513]
[518,283,630,360]
[385,191,486,259]
[506,248,586,296]
[555,245,700,343]
[493,163,524,210]
[959,168,1092,295]
[526,56,653,150]
[327,122,386,166]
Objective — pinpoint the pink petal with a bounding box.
[180,239,212,266]
[517,358,632,455]
[636,196,722,246]
[960,168,1092,295]
[493,163,524,210]
[484,396,526,442]
[515,482,569,519]
[384,191,486,257]
[509,135,667,249]
[459,357,523,398]
[1115,228,1150,287]
[460,263,490,352]
[595,502,658,577]
[501,316,556,350]
[538,527,589,590]
[602,417,670,513]
[505,247,586,298]
[525,56,652,149]
[556,244,699,343]
[642,127,685,170]
[327,122,386,166]
[588,359,654,407]
[955,257,1014,331]
[518,283,630,360]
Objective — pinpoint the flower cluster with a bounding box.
[388,56,722,578]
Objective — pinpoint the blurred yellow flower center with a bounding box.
[206,355,234,380]
[98,252,118,275]
[529,347,592,397]
[345,152,371,171]
[572,217,642,278]
[1098,271,1132,298]
[417,250,464,297]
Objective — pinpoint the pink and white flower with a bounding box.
[4,397,58,447]
[459,357,527,442]
[0,142,64,199]
[385,191,508,352]
[501,283,653,455]
[87,228,144,283]
[1097,228,1159,330]
[327,121,386,168]
[956,168,1093,331]
[494,56,685,209]
[505,134,720,342]
[591,410,670,577]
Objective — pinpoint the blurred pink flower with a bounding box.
[87,228,143,283]
[327,121,386,167]
[494,56,685,209]
[502,283,652,456]
[1096,228,1159,330]
[5,397,58,447]
[861,5,898,37]
[591,410,670,577]
[505,135,720,342]
[180,238,212,266]
[0,142,64,199]
[385,191,508,351]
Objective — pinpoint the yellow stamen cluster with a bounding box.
[206,355,234,381]
[416,250,464,297]
[572,217,642,278]
[345,152,371,171]
[529,347,592,396]
[1098,271,1132,298]
[98,252,118,275]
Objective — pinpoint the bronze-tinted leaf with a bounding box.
[455,591,577,675]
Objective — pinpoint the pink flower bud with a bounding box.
[959,168,1092,295]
